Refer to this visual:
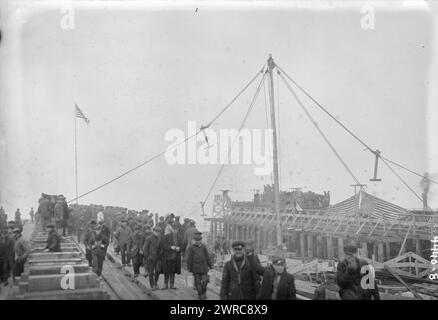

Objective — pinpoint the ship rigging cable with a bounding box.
[276,64,438,187]
[279,72,361,185]
[67,66,265,204]
[201,70,268,209]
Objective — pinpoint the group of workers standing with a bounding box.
[1,196,381,300]
[0,207,31,292]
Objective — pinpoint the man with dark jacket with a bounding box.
[0,207,7,229]
[0,227,14,285]
[143,226,161,290]
[12,228,30,278]
[61,197,70,236]
[97,219,111,253]
[187,232,212,299]
[335,245,380,300]
[37,195,50,230]
[83,220,97,266]
[129,223,145,278]
[92,222,109,279]
[160,223,182,290]
[220,241,260,300]
[44,223,61,252]
[257,252,296,300]
[114,219,132,266]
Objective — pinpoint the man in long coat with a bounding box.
[219,241,260,300]
[37,195,50,230]
[160,223,181,290]
[143,226,162,290]
[129,223,145,278]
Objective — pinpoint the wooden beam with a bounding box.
[383,264,424,300]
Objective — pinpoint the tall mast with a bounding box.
[267,54,282,247]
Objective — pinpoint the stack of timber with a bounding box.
[15,229,109,300]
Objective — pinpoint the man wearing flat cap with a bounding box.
[114,219,132,266]
[129,223,145,278]
[187,232,212,299]
[335,244,380,300]
[83,220,97,267]
[257,250,296,300]
[142,226,162,290]
[219,240,260,300]
[12,228,30,278]
[44,223,61,252]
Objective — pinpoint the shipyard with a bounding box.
[1,0,438,304]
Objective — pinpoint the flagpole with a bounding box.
[74,106,78,204]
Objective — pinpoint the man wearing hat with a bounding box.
[84,220,97,267]
[12,228,30,278]
[37,195,50,230]
[44,223,61,252]
[92,221,109,279]
[142,226,162,290]
[219,240,259,300]
[0,227,14,286]
[183,220,198,261]
[157,216,166,236]
[129,223,145,278]
[0,207,7,229]
[335,244,380,300]
[114,219,133,266]
[257,251,296,300]
[160,222,182,290]
[187,232,212,299]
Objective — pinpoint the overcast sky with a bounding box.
[1,1,437,228]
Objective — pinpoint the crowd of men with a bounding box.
[0,195,381,300]
[0,206,31,292]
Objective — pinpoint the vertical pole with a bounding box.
[267,54,282,247]
[74,112,78,204]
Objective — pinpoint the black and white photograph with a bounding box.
[0,0,438,307]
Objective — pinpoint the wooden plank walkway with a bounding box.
[105,244,220,300]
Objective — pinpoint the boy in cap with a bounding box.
[219,240,259,300]
[44,223,61,252]
[257,251,296,300]
[142,226,162,290]
[335,244,380,300]
[187,232,212,299]
[12,228,30,278]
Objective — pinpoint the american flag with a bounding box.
[75,104,90,125]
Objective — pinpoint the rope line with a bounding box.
[201,71,268,207]
[68,68,265,203]
[279,72,361,185]
[276,63,435,198]
[380,157,423,202]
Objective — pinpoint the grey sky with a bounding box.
[1,1,437,227]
